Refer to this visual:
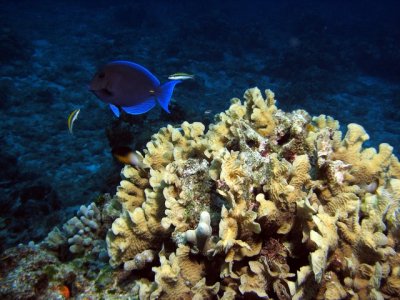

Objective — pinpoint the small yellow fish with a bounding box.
[168,73,194,80]
[67,109,80,134]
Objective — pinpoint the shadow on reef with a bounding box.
[105,101,192,152]
[0,181,63,253]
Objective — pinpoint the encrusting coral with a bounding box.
[1,87,399,300]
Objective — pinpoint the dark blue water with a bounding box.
[0,0,399,250]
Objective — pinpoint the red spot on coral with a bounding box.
[53,285,70,299]
[260,238,287,264]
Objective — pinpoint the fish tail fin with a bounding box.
[130,151,148,169]
[157,80,181,113]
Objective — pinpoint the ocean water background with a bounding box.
[0,0,399,251]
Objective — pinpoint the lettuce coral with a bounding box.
[100,87,400,299]
[3,87,399,300]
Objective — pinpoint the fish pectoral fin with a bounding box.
[157,80,181,113]
[121,97,156,115]
[109,104,121,117]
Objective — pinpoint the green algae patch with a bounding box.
[94,265,115,290]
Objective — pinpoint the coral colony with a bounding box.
[1,88,399,299]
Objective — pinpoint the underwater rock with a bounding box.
[2,87,400,299]
[0,182,63,251]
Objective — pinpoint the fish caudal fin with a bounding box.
[121,97,156,115]
[157,80,181,113]
[109,104,120,117]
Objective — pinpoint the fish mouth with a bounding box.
[101,88,113,97]
[90,88,114,98]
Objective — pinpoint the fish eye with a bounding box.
[98,72,105,79]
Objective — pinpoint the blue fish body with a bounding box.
[89,61,180,117]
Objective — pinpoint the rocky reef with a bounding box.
[1,87,399,299]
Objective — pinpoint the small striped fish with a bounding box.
[168,73,194,80]
[67,108,80,134]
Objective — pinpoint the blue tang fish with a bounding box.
[89,61,181,117]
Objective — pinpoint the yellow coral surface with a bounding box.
[105,87,400,299]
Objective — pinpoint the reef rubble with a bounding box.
[1,87,399,299]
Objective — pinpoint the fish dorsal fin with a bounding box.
[112,60,160,86]
[121,97,156,115]
[157,80,181,113]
